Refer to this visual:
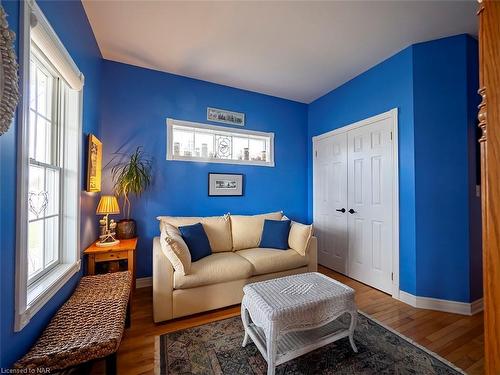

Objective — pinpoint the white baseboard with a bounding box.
[399,291,483,316]
[470,298,484,315]
[399,291,417,306]
[136,276,152,289]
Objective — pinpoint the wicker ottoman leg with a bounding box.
[348,310,358,353]
[106,352,117,375]
[266,326,277,375]
[241,304,250,347]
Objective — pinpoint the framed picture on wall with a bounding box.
[86,134,102,192]
[208,173,244,196]
[207,107,245,126]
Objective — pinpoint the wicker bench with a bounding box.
[15,271,132,374]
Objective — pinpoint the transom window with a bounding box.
[166,119,274,167]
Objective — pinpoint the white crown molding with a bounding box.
[136,276,152,289]
[399,291,483,316]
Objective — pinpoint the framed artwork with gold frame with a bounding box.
[86,134,102,192]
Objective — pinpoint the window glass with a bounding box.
[27,48,61,284]
[232,136,249,161]
[249,138,267,161]
[28,220,43,278]
[169,121,273,166]
[172,128,194,156]
[28,164,44,221]
[44,216,59,267]
[215,134,232,159]
[194,131,214,158]
[45,168,59,216]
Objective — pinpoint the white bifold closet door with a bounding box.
[314,115,394,294]
[314,133,348,273]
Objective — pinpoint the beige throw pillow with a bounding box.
[157,214,232,252]
[289,221,314,256]
[230,211,283,251]
[282,215,314,256]
[160,223,191,275]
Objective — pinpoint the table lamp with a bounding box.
[96,195,120,247]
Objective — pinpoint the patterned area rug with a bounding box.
[155,312,464,374]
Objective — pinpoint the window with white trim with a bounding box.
[15,0,84,331]
[167,119,275,167]
[27,46,61,284]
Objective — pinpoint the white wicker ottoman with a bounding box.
[241,272,358,375]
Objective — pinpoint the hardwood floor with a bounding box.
[91,266,484,374]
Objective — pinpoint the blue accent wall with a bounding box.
[0,0,102,368]
[466,38,483,302]
[307,34,481,303]
[412,35,481,302]
[307,47,417,295]
[99,60,308,278]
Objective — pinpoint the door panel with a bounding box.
[313,133,348,273]
[347,118,393,294]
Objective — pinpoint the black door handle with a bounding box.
[348,209,356,214]
[336,208,346,213]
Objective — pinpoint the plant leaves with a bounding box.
[110,146,153,218]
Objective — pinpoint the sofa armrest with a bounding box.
[307,236,318,272]
[153,236,174,322]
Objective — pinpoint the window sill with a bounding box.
[15,260,80,332]
[167,155,275,167]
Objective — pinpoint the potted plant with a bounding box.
[110,146,152,239]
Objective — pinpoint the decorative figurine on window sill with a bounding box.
[96,195,120,247]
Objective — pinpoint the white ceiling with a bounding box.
[82,1,477,104]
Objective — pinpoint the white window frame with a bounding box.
[166,118,275,167]
[15,0,84,332]
[27,46,62,286]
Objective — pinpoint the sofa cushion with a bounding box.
[260,219,291,249]
[230,211,283,251]
[289,222,313,256]
[173,252,253,289]
[157,214,231,252]
[179,223,212,261]
[160,223,191,275]
[282,216,314,256]
[236,248,308,275]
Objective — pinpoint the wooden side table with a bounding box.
[84,238,138,290]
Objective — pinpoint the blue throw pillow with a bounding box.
[260,219,291,250]
[179,223,212,261]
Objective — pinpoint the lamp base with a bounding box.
[96,239,120,247]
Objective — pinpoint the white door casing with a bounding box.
[313,133,348,273]
[312,109,399,298]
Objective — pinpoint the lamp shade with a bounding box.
[96,196,120,215]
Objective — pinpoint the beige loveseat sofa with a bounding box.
[153,212,317,323]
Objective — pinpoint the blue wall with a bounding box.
[0,0,102,368]
[413,35,481,302]
[307,34,481,303]
[307,47,417,295]
[99,60,308,278]
[466,38,483,302]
